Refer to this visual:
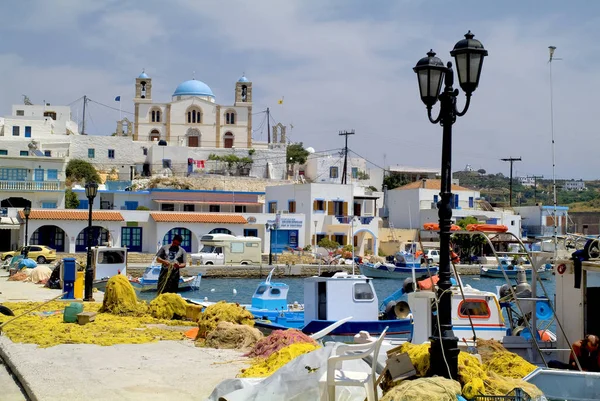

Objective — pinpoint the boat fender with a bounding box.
[556,263,566,275]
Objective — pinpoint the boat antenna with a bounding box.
[548,45,561,262]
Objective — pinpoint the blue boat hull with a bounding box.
[247,308,304,329]
[480,267,552,280]
[359,263,438,279]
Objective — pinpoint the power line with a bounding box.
[339,130,355,185]
[88,98,135,115]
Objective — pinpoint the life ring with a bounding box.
[466,224,509,233]
[557,264,566,274]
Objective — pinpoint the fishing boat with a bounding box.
[358,252,438,279]
[242,268,304,328]
[480,259,553,280]
[129,264,202,292]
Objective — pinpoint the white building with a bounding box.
[518,176,535,187]
[302,152,384,191]
[513,205,569,238]
[387,179,522,239]
[563,179,586,191]
[265,183,381,256]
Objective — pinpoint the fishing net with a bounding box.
[204,321,263,350]
[149,293,187,320]
[245,329,317,358]
[238,342,320,378]
[196,301,255,339]
[185,304,203,322]
[28,266,53,284]
[8,272,28,281]
[0,301,191,348]
[396,342,542,400]
[381,377,461,401]
[476,339,537,379]
[99,275,148,316]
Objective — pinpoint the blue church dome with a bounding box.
[238,75,249,83]
[173,79,215,97]
[138,71,149,79]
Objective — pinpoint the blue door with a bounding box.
[162,228,192,252]
[121,227,143,252]
[34,169,44,181]
[271,230,299,253]
[124,201,139,210]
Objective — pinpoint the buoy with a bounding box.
[210,288,216,292]
[233,288,237,295]
[536,301,552,320]
[204,297,208,302]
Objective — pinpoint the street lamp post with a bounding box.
[84,182,98,302]
[265,222,275,265]
[413,31,487,380]
[23,206,31,258]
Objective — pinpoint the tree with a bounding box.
[453,216,486,263]
[318,238,339,251]
[356,170,370,180]
[287,143,310,165]
[65,189,79,209]
[383,173,410,190]
[66,159,100,184]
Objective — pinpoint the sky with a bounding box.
[1,0,599,179]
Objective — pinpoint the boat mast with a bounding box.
[548,46,558,261]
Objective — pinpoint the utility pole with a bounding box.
[531,175,543,204]
[81,95,87,135]
[266,107,270,144]
[339,130,355,184]
[501,157,522,207]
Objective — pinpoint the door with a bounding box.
[188,136,199,147]
[353,202,361,217]
[34,169,44,182]
[121,227,143,252]
[272,230,299,253]
[318,282,327,320]
[25,126,31,138]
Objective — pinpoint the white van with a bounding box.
[190,234,262,265]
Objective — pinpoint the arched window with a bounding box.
[149,129,160,141]
[150,108,161,123]
[209,228,233,235]
[224,132,234,148]
[225,110,236,125]
[186,107,202,124]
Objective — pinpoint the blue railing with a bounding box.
[336,216,375,225]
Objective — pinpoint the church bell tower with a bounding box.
[235,75,252,105]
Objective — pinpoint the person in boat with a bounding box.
[548,334,600,371]
[155,234,187,295]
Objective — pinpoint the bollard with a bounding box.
[62,258,76,300]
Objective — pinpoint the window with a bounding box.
[225,111,236,125]
[223,132,234,148]
[330,166,338,179]
[108,149,115,159]
[12,126,19,136]
[0,168,27,181]
[333,201,344,216]
[187,107,202,124]
[209,205,221,212]
[88,148,95,158]
[0,150,7,156]
[235,205,247,213]
[16,110,24,116]
[316,234,326,243]
[44,150,51,157]
[334,234,344,244]
[20,151,28,156]
[44,111,57,120]
[351,167,358,179]
[354,283,374,300]
[268,202,277,213]
[231,242,244,253]
[314,200,325,211]
[209,228,233,235]
[151,109,161,122]
[458,300,490,318]
[183,204,195,212]
[244,229,258,237]
[25,126,31,138]
[288,201,296,213]
[161,203,175,211]
[34,169,44,181]
[270,288,281,296]
[42,202,57,208]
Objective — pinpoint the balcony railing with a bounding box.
[330,216,376,225]
[0,180,63,191]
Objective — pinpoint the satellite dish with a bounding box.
[306,147,315,154]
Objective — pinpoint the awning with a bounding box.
[0,217,20,230]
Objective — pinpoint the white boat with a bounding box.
[129,263,202,292]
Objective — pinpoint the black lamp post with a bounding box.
[413,31,487,380]
[84,182,98,302]
[265,222,275,265]
[23,205,31,258]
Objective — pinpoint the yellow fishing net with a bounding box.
[381,377,461,401]
[196,301,255,339]
[149,293,188,320]
[397,342,542,399]
[204,321,263,350]
[99,275,148,316]
[0,301,194,348]
[238,342,320,378]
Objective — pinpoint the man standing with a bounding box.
[155,234,187,295]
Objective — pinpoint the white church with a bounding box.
[132,71,255,149]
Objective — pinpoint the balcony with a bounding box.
[326,215,376,225]
[0,180,63,191]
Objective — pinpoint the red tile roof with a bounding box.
[18,210,124,221]
[150,213,248,224]
[393,179,472,192]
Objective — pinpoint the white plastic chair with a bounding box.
[320,326,388,401]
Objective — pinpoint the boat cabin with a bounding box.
[303,272,378,324]
[251,281,290,311]
[394,252,420,267]
[93,246,127,280]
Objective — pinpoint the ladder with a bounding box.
[388,221,399,242]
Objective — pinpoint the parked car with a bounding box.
[423,249,440,264]
[1,245,57,264]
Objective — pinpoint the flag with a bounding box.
[278,97,284,105]
[114,96,121,102]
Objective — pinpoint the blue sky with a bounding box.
[1,1,599,179]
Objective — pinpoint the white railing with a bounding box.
[0,180,63,191]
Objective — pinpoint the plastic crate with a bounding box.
[472,388,531,401]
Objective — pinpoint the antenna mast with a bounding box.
[549,46,559,260]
